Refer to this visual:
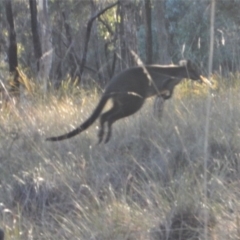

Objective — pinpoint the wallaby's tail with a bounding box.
[46,95,109,141]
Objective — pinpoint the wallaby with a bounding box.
[46,60,210,143]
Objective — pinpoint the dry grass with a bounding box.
[0,79,240,239]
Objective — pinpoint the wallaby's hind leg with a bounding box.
[99,95,145,143]
[98,100,122,144]
[98,102,119,144]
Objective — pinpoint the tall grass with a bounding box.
[0,78,240,239]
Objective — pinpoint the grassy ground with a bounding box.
[0,80,240,239]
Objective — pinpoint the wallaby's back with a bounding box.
[104,67,150,98]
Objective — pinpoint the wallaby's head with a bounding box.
[179,59,212,86]
[179,60,201,80]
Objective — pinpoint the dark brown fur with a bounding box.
[46,60,208,143]
[0,229,4,240]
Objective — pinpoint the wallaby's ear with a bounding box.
[179,59,192,67]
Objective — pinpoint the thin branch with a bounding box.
[203,0,215,239]
[78,1,119,81]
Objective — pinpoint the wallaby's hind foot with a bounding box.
[104,122,112,143]
[97,124,112,144]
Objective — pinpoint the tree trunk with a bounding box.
[99,17,117,80]
[145,0,153,64]
[38,0,52,93]
[29,0,42,71]
[154,0,171,64]
[62,11,78,80]
[90,1,103,84]
[152,0,171,120]
[117,0,127,70]
[5,0,19,97]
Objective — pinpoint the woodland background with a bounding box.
[1,0,240,92]
[1,1,240,240]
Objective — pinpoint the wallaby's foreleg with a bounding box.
[160,89,173,100]
[153,96,165,119]
[98,126,105,144]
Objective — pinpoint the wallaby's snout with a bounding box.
[199,75,213,86]
[180,59,212,86]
